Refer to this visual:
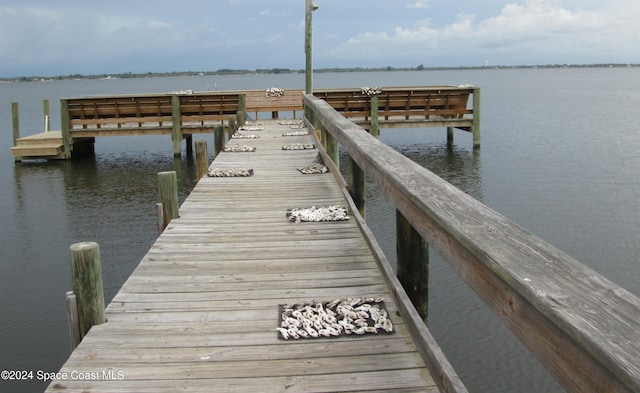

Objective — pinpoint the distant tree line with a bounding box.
[2,63,638,82]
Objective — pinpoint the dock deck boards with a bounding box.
[46,120,438,392]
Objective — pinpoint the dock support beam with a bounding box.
[325,125,339,170]
[214,125,224,157]
[473,87,481,148]
[171,96,181,157]
[369,95,380,138]
[158,171,179,231]
[196,140,208,180]
[12,102,19,148]
[43,99,50,132]
[348,157,366,218]
[396,210,429,322]
[60,99,71,158]
[70,242,106,340]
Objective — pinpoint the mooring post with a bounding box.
[447,127,454,147]
[369,94,380,138]
[214,125,224,157]
[396,210,429,322]
[473,87,481,148]
[229,116,237,134]
[196,140,209,180]
[11,102,19,147]
[157,171,179,231]
[171,95,181,157]
[69,242,106,340]
[65,291,80,350]
[60,99,71,158]
[43,99,50,132]
[348,156,366,218]
[238,94,246,122]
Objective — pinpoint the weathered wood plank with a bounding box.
[46,119,441,393]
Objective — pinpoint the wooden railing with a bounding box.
[313,86,480,146]
[60,92,245,156]
[304,93,640,393]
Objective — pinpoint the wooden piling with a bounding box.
[171,96,181,156]
[447,127,454,146]
[157,171,179,231]
[196,140,208,180]
[69,242,106,339]
[65,291,80,350]
[369,94,380,138]
[11,102,19,147]
[396,210,429,322]
[43,99,50,132]
[60,99,71,158]
[473,87,481,148]
[185,135,193,156]
[348,156,366,217]
[214,125,224,157]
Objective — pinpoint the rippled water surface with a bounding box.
[1,68,640,392]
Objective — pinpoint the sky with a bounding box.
[1,0,639,77]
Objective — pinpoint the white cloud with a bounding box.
[407,0,429,9]
[332,0,640,65]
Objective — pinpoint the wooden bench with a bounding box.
[314,86,473,121]
[64,93,242,137]
[244,89,304,119]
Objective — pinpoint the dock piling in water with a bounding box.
[157,171,179,231]
[196,140,209,180]
[69,242,106,340]
[11,102,19,148]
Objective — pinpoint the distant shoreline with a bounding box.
[2,63,638,83]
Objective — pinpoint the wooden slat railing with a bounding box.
[304,93,640,393]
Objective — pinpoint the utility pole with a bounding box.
[305,0,318,94]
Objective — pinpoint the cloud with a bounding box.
[407,0,429,8]
[331,0,640,65]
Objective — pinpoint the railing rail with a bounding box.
[304,93,640,393]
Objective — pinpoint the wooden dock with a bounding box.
[10,86,480,161]
[45,120,458,392]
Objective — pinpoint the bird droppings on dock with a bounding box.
[207,168,254,177]
[277,298,394,340]
[286,206,349,223]
[297,163,328,174]
[282,143,316,150]
[223,145,257,152]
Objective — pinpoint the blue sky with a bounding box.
[1,0,639,77]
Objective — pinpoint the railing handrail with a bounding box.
[304,93,640,393]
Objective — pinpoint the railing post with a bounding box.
[157,171,179,231]
[43,99,50,132]
[196,140,209,180]
[325,124,339,170]
[396,210,429,322]
[171,95,181,156]
[370,94,380,138]
[472,87,481,148]
[214,125,224,157]
[60,99,71,158]
[11,102,19,147]
[238,93,246,123]
[348,157,366,217]
[70,242,106,340]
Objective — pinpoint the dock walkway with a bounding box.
[46,120,439,392]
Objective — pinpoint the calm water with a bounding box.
[1,68,639,392]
